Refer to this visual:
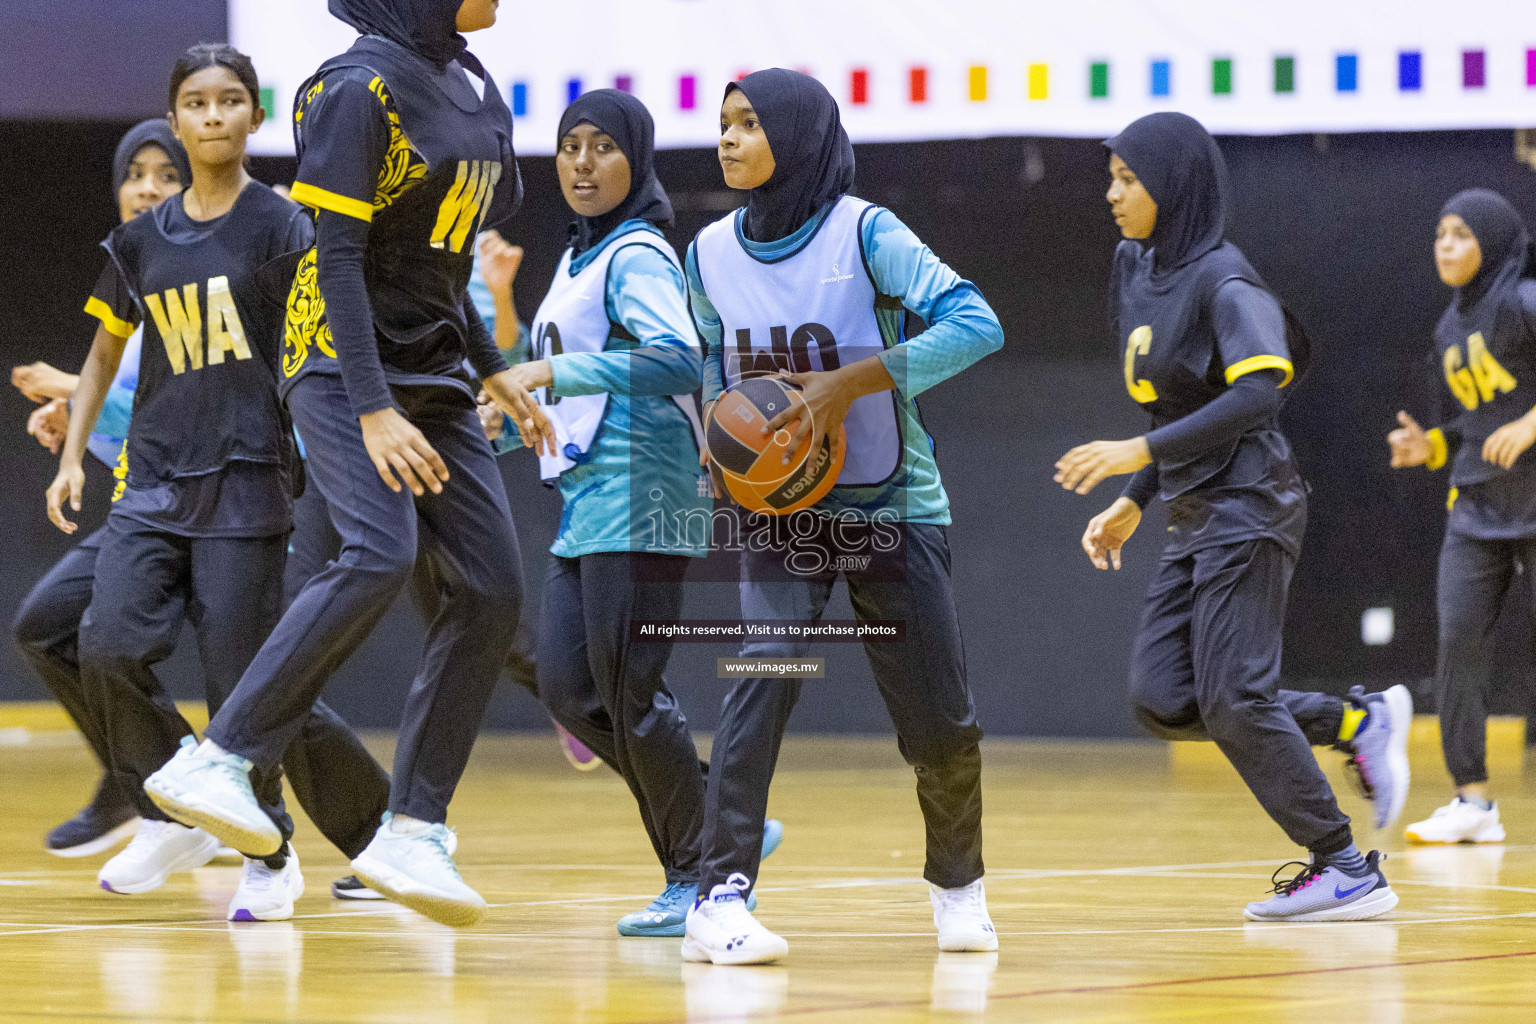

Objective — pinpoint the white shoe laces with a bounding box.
[406,825,463,880]
[933,882,985,915]
[240,859,276,894]
[708,896,758,932]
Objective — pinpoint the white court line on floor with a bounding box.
[0,848,1532,940]
[3,908,1535,943]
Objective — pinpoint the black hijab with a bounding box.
[1105,112,1229,273]
[1440,188,1533,313]
[558,89,673,256]
[729,69,855,243]
[328,0,465,72]
[112,119,191,197]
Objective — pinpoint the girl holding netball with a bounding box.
[145,0,552,927]
[1387,189,1536,845]
[1058,112,1411,922]
[682,69,1004,964]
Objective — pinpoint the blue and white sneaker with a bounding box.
[1243,851,1398,922]
[1343,685,1413,830]
[619,881,697,936]
[617,820,780,936]
[143,736,282,857]
[350,814,486,927]
[760,819,784,861]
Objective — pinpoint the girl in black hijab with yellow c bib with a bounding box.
[1057,112,1411,923]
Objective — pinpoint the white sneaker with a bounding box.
[1405,797,1505,844]
[350,816,485,927]
[681,878,788,965]
[931,880,998,952]
[98,819,220,894]
[228,844,306,922]
[143,736,281,856]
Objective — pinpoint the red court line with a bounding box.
[637,947,1536,1024]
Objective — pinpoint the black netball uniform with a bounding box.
[1105,115,1363,862]
[77,182,311,858]
[1418,191,1536,791]
[201,30,526,828]
[1115,240,1353,842]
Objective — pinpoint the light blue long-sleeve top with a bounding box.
[496,219,710,557]
[685,202,1004,525]
[84,325,141,467]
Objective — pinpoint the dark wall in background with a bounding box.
[0,2,226,120]
[4,122,1536,736]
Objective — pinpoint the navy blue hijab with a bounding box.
[328,0,465,72]
[1105,112,1229,273]
[1440,188,1533,314]
[112,119,191,197]
[729,69,855,243]
[558,89,674,255]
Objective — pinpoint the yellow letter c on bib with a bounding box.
[1124,325,1158,403]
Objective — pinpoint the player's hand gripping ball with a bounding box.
[705,376,846,514]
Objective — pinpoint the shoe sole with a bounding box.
[229,872,305,923]
[681,934,788,965]
[47,818,141,859]
[99,832,221,895]
[350,854,486,927]
[617,919,686,937]
[1405,826,1505,844]
[1378,685,1413,829]
[938,933,1000,952]
[144,784,282,858]
[1243,886,1399,923]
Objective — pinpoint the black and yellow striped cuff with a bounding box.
[1224,355,1294,388]
[84,296,135,339]
[290,181,374,222]
[1425,427,1448,471]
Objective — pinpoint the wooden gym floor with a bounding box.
[1,706,1534,1023]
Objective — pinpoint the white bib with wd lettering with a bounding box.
[694,196,901,486]
[529,230,704,481]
